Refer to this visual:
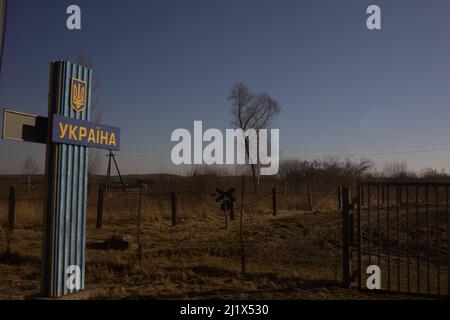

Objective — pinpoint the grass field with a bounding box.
[0,209,433,299]
[0,180,444,299]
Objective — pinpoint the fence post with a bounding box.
[272,187,277,216]
[307,181,313,211]
[6,186,16,254]
[338,185,342,210]
[171,192,177,226]
[7,186,15,232]
[136,185,143,261]
[96,186,104,229]
[356,178,363,290]
[350,204,355,247]
[342,186,351,288]
[229,197,235,221]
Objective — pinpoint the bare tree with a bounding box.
[382,160,413,178]
[420,167,446,179]
[23,156,39,193]
[279,157,374,194]
[229,83,281,190]
[75,53,103,176]
[228,83,280,274]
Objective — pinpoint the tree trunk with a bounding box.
[245,137,259,192]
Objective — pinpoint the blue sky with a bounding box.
[1,0,450,174]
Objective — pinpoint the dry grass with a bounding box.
[0,184,439,300]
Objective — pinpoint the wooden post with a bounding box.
[224,209,229,229]
[96,186,104,229]
[338,185,342,210]
[342,186,351,288]
[136,185,143,261]
[229,189,235,221]
[307,181,313,211]
[7,186,15,232]
[171,192,177,226]
[272,187,277,216]
[229,200,235,221]
[6,186,15,254]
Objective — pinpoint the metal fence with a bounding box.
[343,180,450,297]
[0,184,340,231]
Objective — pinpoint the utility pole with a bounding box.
[0,0,8,77]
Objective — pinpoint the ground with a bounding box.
[0,207,433,300]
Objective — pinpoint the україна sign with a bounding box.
[52,114,120,151]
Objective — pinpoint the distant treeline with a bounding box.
[1,158,450,197]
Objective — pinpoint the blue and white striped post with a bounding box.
[41,61,92,297]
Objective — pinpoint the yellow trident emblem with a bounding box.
[70,77,87,112]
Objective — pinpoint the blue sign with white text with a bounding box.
[52,114,120,151]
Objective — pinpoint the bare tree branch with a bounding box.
[229,83,281,190]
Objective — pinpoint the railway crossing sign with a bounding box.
[1,60,121,298]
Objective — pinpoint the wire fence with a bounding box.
[0,184,340,229]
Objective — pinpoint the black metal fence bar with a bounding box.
[341,186,351,288]
[416,185,420,294]
[363,181,450,187]
[426,185,430,294]
[368,186,372,265]
[435,185,440,295]
[447,186,450,298]
[347,180,450,297]
[406,186,410,293]
[396,185,401,292]
[377,185,381,268]
[387,185,391,291]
